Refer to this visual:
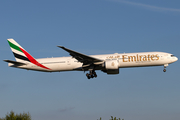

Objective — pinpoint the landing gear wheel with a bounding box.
[94,74,97,78]
[86,73,90,79]
[163,64,168,73]
[85,70,97,79]
[93,72,97,78]
[91,75,94,78]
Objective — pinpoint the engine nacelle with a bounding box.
[102,69,119,74]
[105,60,119,69]
[102,60,119,74]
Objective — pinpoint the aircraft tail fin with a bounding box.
[6,39,51,70]
[7,38,35,63]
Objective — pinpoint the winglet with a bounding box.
[57,46,64,48]
[57,46,69,52]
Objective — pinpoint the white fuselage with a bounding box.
[8,52,178,72]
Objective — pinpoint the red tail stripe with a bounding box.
[20,48,51,70]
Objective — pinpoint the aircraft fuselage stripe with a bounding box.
[13,52,30,62]
[19,48,51,70]
[8,40,51,70]
[8,40,22,53]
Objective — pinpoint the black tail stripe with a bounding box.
[13,52,30,62]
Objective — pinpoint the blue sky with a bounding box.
[0,0,180,120]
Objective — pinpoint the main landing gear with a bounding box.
[86,70,97,79]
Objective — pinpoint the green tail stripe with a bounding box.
[8,40,23,53]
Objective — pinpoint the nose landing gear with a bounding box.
[163,64,168,72]
[86,70,97,79]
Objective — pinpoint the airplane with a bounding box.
[4,39,178,79]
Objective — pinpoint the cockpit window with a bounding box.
[171,55,175,57]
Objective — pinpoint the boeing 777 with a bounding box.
[4,39,178,79]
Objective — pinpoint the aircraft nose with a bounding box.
[171,56,178,63]
[175,57,178,61]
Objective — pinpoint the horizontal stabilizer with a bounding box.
[3,60,27,66]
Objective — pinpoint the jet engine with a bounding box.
[102,60,119,74]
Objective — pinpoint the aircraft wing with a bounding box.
[57,46,104,65]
